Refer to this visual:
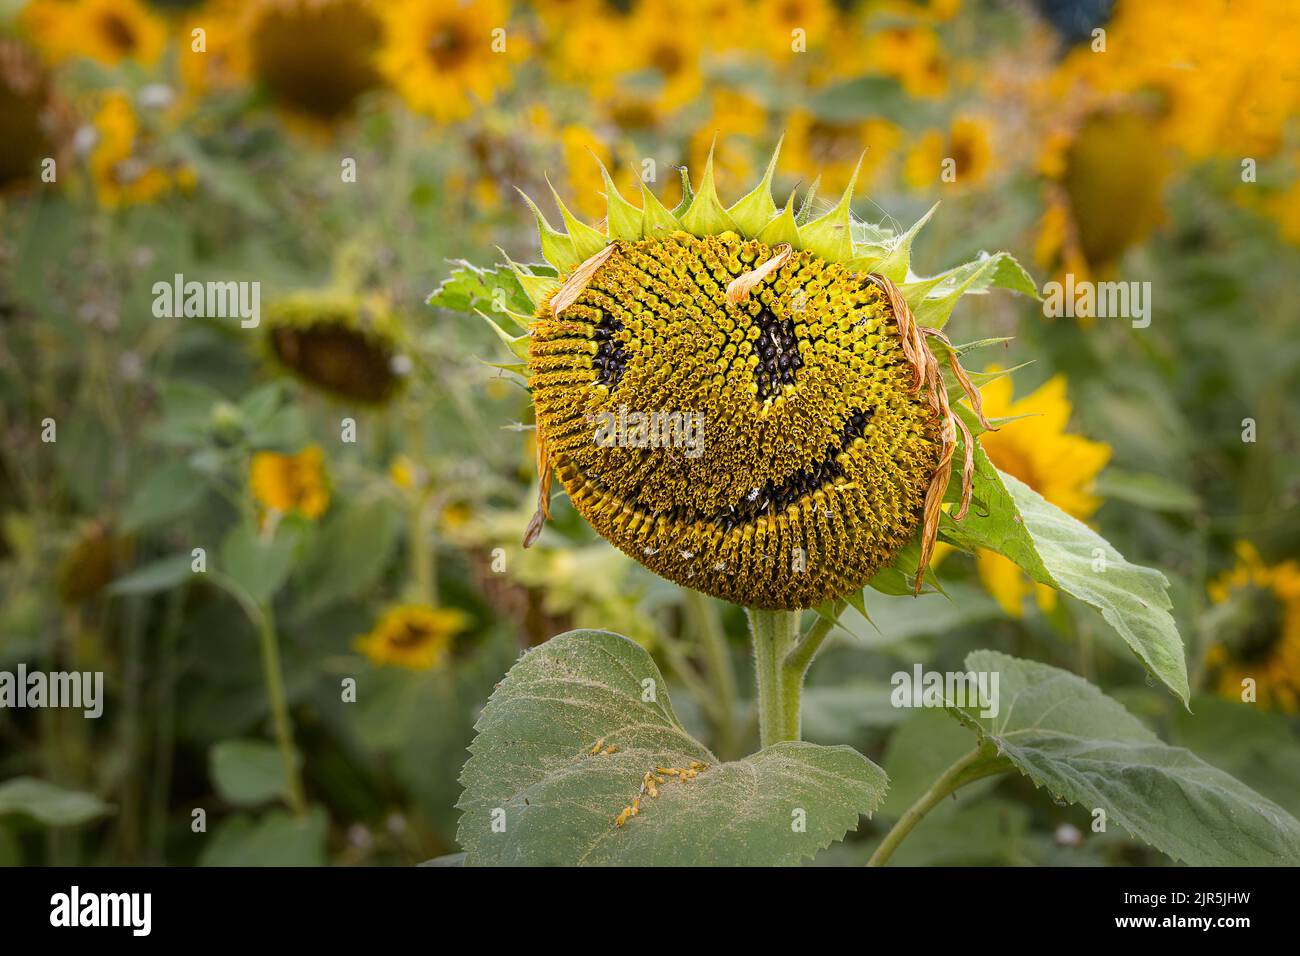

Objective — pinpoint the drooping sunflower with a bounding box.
[249,445,331,519]
[22,0,167,67]
[355,604,470,670]
[378,0,522,123]
[479,145,1011,610]
[262,294,405,405]
[0,39,73,195]
[1205,543,1300,713]
[1035,109,1172,283]
[238,0,385,126]
[973,371,1111,616]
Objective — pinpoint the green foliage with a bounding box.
[457,630,887,865]
[947,652,1300,866]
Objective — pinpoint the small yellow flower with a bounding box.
[88,92,180,209]
[378,0,521,123]
[23,0,167,67]
[903,116,993,191]
[1206,543,1300,713]
[868,24,948,98]
[250,446,330,520]
[389,455,422,490]
[355,604,469,670]
[974,373,1111,617]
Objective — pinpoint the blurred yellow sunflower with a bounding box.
[22,0,167,67]
[973,373,1111,616]
[88,92,189,209]
[239,0,385,126]
[1206,543,1300,712]
[687,89,768,195]
[752,0,833,60]
[784,110,900,195]
[378,0,521,123]
[355,604,469,670]
[1035,109,1170,284]
[0,39,73,195]
[1055,0,1300,161]
[903,115,993,191]
[867,24,947,98]
[250,446,330,520]
[627,0,705,111]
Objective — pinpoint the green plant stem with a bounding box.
[413,491,439,605]
[253,603,307,816]
[216,574,307,816]
[867,748,1004,867]
[782,600,845,726]
[747,608,800,747]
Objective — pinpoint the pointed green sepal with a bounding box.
[474,308,532,361]
[480,358,530,380]
[727,136,783,237]
[545,175,608,262]
[516,188,580,272]
[799,154,863,263]
[756,194,801,248]
[499,306,534,335]
[595,158,643,241]
[498,249,560,309]
[794,176,821,225]
[639,179,682,237]
[873,201,939,282]
[680,145,738,237]
[670,166,694,218]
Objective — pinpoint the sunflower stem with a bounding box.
[747,608,800,747]
[867,748,1005,867]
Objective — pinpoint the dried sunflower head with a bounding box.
[0,39,73,195]
[241,0,384,125]
[263,293,405,405]
[484,145,999,610]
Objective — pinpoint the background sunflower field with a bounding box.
[1,0,1298,867]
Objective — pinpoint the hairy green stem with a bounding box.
[216,573,307,816]
[747,608,800,747]
[867,748,1004,867]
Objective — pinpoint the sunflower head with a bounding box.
[22,0,166,67]
[499,145,992,609]
[0,39,73,195]
[249,445,331,520]
[1206,543,1300,712]
[263,293,405,405]
[58,521,128,605]
[355,604,470,670]
[242,0,384,124]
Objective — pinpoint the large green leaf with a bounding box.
[948,651,1300,866]
[457,629,887,866]
[940,447,1189,703]
[210,739,295,807]
[0,777,110,826]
